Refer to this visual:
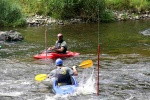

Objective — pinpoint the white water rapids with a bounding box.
[0,53,149,100]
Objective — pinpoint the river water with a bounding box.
[0,20,150,100]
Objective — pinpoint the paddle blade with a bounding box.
[35,74,48,81]
[79,60,93,68]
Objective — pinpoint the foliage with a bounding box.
[14,0,107,22]
[1,0,150,26]
[130,0,150,12]
[0,0,26,27]
[105,0,150,12]
[100,9,116,22]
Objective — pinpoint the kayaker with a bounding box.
[48,33,67,53]
[48,58,78,86]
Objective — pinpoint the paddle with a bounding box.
[35,60,93,82]
[78,60,93,68]
[35,74,48,82]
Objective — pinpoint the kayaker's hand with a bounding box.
[48,47,56,52]
[48,46,55,50]
[47,74,51,78]
[54,48,57,51]
[72,65,78,76]
[72,65,78,69]
[48,47,52,50]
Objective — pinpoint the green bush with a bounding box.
[0,0,26,27]
[100,9,116,22]
[105,0,150,12]
[16,0,106,22]
[130,0,150,12]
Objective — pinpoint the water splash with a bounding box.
[44,69,96,100]
[77,69,96,95]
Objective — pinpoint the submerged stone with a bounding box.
[140,28,150,36]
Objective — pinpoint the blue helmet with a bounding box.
[55,58,63,66]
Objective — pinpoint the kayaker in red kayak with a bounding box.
[48,33,68,53]
[48,58,78,86]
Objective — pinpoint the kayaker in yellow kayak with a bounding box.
[48,33,68,53]
[48,58,78,86]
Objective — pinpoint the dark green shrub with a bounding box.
[11,0,108,22]
[100,10,116,22]
[0,0,25,27]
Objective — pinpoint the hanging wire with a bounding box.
[45,1,48,59]
[45,29,47,58]
[98,3,100,45]
[97,1,100,96]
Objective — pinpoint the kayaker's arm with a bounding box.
[54,46,65,53]
[72,66,78,76]
[48,46,64,53]
[48,46,56,50]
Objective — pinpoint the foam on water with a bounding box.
[76,69,96,95]
[0,92,23,97]
[45,94,71,100]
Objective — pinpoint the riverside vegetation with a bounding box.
[0,0,150,27]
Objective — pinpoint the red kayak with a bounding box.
[33,51,80,59]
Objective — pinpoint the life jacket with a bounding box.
[55,40,67,53]
[56,67,72,85]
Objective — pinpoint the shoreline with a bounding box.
[26,11,150,26]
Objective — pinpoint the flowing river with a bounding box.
[0,20,150,100]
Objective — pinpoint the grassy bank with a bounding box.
[17,0,150,20]
[0,0,150,27]
[16,0,106,21]
[105,0,150,13]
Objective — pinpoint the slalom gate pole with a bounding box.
[45,1,48,59]
[97,44,100,95]
[45,30,47,59]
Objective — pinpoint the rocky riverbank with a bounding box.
[26,11,150,26]
[26,15,81,26]
[114,10,150,21]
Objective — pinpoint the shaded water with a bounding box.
[0,20,150,100]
